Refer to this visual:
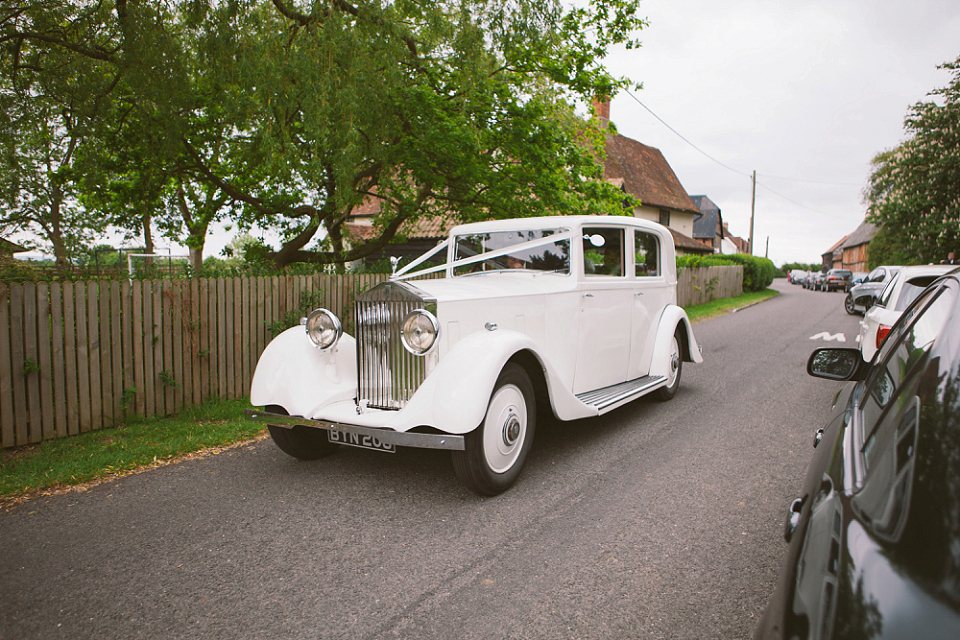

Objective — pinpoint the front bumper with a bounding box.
[245,408,465,451]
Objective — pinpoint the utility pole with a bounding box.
[765,236,769,259]
[749,170,756,256]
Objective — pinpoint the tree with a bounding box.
[865,55,960,266]
[0,2,116,272]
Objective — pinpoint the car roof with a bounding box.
[449,215,667,236]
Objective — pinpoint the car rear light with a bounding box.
[876,325,891,349]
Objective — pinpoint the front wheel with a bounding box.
[654,330,683,401]
[452,363,536,496]
[844,293,857,315]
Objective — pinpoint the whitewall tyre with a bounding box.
[452,363,536,496]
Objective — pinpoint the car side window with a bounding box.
[860,284,954,454]
[583,227,625,277]
[876,273,900,308]
[634,231,660,277]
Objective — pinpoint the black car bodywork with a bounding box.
[756,269,960,639]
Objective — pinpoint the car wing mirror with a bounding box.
[807,347,865,381]
[584,234,606,248]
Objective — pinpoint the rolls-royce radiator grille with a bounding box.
[355,281,435,410]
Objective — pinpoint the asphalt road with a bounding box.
[0,280,863,640]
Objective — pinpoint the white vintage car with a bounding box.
[248,215,702,494]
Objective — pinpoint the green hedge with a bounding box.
[676,254,775,292]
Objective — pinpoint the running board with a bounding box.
[575,375,666,410]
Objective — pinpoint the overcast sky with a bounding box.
[602,0,960,266]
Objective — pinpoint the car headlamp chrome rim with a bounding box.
[401,309,440,355]
[305,308,342,350]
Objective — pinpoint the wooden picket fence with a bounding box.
[0,274,389,449]
[0,265,742,448]
[677,265,743,307]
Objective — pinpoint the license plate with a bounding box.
[327,429,396,453]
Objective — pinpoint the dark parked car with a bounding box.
[821,268,853,292]
[844,265,902,315]
[806,272,825,290]
[755,268,960,639]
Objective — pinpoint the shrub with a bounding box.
[676,254,775,292]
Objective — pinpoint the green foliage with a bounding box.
[2,1,647,271]
[677,253,776,292]
[22,357,41,376]
[865,55,960,265]
[266,288,328,338]
[158,370,180,389]
[777,262,821,278]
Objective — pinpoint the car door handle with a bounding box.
[634,292,644,296]
[813,428,825,448]
[583,293,594,298]
[784,498,804,543]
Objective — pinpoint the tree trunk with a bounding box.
[48,183,70,276]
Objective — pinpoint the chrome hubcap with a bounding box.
[503,414,521,446]
[483,384,527,473]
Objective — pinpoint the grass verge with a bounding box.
[1,397,265,505]
[684,288,779,323]
[2,288,779,505]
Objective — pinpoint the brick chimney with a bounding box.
[592,96,610,125]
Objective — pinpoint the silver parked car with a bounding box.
[844,265,901,315]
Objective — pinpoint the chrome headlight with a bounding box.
[305,308,342,350]
[400,309,439,355]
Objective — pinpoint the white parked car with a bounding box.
[857,264,955,361]
[248,216,702,494]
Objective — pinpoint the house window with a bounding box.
[659,210,671,227]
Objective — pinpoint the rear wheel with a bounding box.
[266,406,338,460]
[452,363,535,496]
[654,330,683,401]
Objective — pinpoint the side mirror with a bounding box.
[585,234,606,248]
[807,347,865,381]
[854,293,876,309]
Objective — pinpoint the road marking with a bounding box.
[810,332,846,342]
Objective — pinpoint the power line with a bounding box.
[623,90,864,220]
[624,90,750,179]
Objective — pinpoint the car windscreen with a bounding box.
[452,229,571,276]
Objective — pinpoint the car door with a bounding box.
[627,228,669,380]
[574,226,632,393]
[789,282,955,639]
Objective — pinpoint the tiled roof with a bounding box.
[345,212,454,242]
[841,221,877,249]
[1,238,26,254]
[669,228,714,254]
[604,134,699,214]
[690,195,721,240]
[822,235,849,257]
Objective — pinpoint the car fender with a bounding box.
[400,329,595,434]
[649,305,702,380]
[249,326,357,417]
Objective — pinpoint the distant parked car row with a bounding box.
[789,268,855,292]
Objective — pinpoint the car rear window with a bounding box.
[894,276,942,311]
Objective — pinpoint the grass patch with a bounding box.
[684,288,779,323]
[1,397,264,502]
